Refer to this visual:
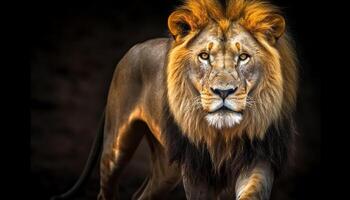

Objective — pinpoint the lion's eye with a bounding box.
[199,52,209,60]
[238,53,250,61]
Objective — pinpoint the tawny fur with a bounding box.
[96,0,298,199]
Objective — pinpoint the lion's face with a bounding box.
[187,24,263,129]
[167,0,297,142]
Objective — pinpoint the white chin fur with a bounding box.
[205,112,242,129]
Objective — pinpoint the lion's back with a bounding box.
[113,37,170,85]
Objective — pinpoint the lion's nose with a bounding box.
[211,87,237,99]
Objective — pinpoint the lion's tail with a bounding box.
[50,110,105,200]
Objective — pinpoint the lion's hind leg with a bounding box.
[98,119,148,200]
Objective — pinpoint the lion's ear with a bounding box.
[243,13,286,44]
[168,9,197,41]
[264,14,285,42]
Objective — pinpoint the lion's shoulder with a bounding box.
[129,38,170,62]
[124,37,171,77]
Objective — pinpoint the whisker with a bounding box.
[246,96,257,108]
[191,96,203,110]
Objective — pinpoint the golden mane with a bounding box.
[166,0,298,166]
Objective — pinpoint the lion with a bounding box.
[51,0,298,199]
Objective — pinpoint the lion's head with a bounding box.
[166,0,297,159]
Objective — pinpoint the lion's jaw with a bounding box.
[205,111,242,129]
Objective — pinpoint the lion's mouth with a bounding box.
[209,106,244,115]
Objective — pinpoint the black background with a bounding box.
[30,0,321,199]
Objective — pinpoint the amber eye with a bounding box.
[199,52,209,60]
[238,53,250,61]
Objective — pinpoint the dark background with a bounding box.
[30,0,321,199]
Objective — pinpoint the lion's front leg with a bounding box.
[182,169,216,200]
[235,162,274,200]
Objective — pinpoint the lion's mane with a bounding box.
[163,0,298,187]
